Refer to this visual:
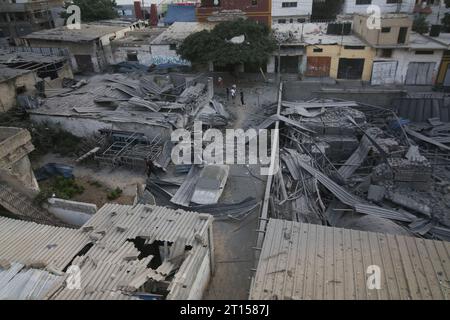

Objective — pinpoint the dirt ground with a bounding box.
[202,81,275,299]
[33,153,146,208]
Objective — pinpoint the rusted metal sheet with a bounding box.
[305,56,331,77]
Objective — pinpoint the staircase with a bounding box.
[0,184,67,227]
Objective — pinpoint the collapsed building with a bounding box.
[0,203,214,299]
[250,84,450,300]
[0,47,73,112]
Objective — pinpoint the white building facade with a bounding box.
[271,0,313,24]
[342,0,415,15]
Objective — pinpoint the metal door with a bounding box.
[337,58,365,79]
[405,62,435,85]
[306,56,331,77]
[371,61,397,85]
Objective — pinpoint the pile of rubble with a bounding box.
[263,98,450,241]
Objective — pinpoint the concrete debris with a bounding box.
[367,185,386,202]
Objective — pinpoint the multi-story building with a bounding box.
[196,0,271,25]
[342,0,415,15]
[342,0,416,14]
[0,0,65,45]
[23,20,147,73]
[353,13,446,85]
[272,0,313,24]
[414,0,450,25]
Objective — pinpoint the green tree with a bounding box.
[61,0,119,23]
[177,19,276,71]
[413,14,430,34]
[442,13,450,32]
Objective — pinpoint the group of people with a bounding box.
[217,77,245,106]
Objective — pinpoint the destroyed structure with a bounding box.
[0,204,213,300]
[0,47,73,112]
[23,20,147,73]
[250,86,450,299]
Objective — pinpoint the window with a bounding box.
[415,50,434,55]
[313,48,323,52]
[251,0,257,5]
[169,43,177,50]
[290,18,294,23]
[386,0,402,4]
[297,18,306,23]
[381,27,391,33]
[344,45,365,50]
[282,2,297,7]
[356,0,371,4]
[127,52,138,61]
[278,19,287,23]
[381,49,392,57]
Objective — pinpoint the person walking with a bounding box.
[240,90,245,106]
[226,87,230,101]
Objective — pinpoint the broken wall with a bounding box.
[0,127,39,194]
[0,72,38,112]
[30,113,173,140]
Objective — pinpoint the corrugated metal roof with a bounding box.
[0,217,91,270]
[0,262,62,300]
[250,219,450,300]
[0,204,213,300]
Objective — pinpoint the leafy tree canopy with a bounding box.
[413,14,430,34]
[177,19,277,68]
[443,13,450,32]
[62,0,119,23]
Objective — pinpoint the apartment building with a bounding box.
[342,0,415,15]
[272,0,313,24]
[196,0,271,25]
[0,0,65,45]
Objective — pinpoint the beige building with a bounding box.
[353,13,413,48]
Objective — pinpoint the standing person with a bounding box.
[231,84,237,103]
[217,76,223,87]
[240,90,245,106]
[226,87,230,101]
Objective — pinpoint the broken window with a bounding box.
[127,52,138,61]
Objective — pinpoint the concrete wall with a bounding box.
[0,71,37,112]
[112,44,152,65]
[353,14,413,46]
[282,81,407,106]
[150,44,190,65]
[306,44,375,81]
[343,0,415,14]
[46,198,97,226]
[0,127,39,194]
[30,113,172,140]
[272,0,313,20]
[375,48,444,84]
